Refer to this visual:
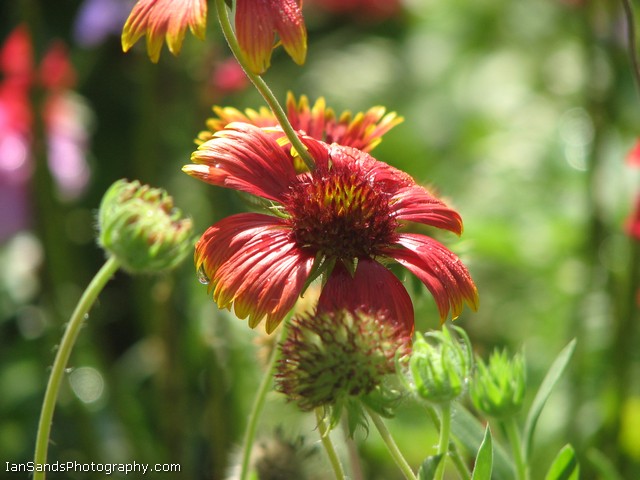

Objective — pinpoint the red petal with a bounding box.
[235,0,306,74]
[317,259,414,336]
[392,184,463,235]
[386,234,478,323]
[186,123,298,202]
[196,213,314,332]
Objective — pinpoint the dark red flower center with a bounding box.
[285,165,398,260]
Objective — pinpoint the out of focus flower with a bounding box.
[235,0,307,75]
[197,92,403,154]
[470,349,526,419]
[74,0,134,48]
[627,140,640,168]
[626,195,640,241]
[98,179,194,273]
[275,307,411,411]
[183,122,478,333]
[307,0,402,22]
[121,0,207,63]
[210,57,248,96]
[0,25,92,239]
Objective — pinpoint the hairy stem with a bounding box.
[34,255,120,480]
[214,0,316,171]
[366,406,417,480]
[316,408,346,479]
[238,323,289,480]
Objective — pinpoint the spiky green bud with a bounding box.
[406,326,472,404]
[470,349,526,418]
[98,179,193,273]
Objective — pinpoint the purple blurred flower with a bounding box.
[74,0,135,48]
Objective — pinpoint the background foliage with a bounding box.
[1,0,639,478]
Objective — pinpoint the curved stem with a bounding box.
[34,255,121,480]
[238,323,289,480]
[315,408,346,479]
[214,0,316,171]
[366,406,417,480]
[434,403,452,480]
[503,417,528,480]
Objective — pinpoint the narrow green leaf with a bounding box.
[451,404,512,480]
[417,454,443,480]
[523,339,576,460]
[544,444,579,480]
[471,426,493,480]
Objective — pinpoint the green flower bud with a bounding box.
[470,349,526,419]
[406,326,472,404]
[275,308,411,411]
[98,179,193,273]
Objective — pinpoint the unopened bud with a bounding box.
[98,179,193,273]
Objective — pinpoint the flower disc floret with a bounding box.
[286,162,397,260]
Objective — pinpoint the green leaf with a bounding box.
[523,339,576,460]
[417,454,443,480]
[451,404,512,480]
[544,444,579,480]
[472,426,493,480]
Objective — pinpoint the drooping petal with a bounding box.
[391,184,463,235]
[385,234,478,323]
[317,259,415,335]
[185,122,299,202]
[196,213,314,332]
[121,0,207,63]
[235,0,307,74]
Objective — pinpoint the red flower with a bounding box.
[121,0,207,63]
[197,92,403,154]
[235,0,307,74]
[628,140,640,168]
[626,195,640,241]
[184,123,478,334]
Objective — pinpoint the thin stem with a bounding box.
[238,323,289,480]
[423,404,471,480]
[621,0,640,95]
[434,403,452,480]
[34,255,120,480]
[315,408,346,480]
[214,0,316,171]
[366,406,417,480]
[502,417,528,480]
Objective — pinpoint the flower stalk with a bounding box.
[238,322,290,480]
[33,255,121,480]
[366,406,417,480]
[213,0,316,171]
[503,416,528,480]
[434,402,452,480]
[315,408,346,480]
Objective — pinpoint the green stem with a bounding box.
[238,323,289,480]
[214,0,316,171]
[434,403,452,480]
[315,408,346,479]
[503,417,528,480]
[423,405,470,480]
[34,255,121,480]
[366,406,417,480]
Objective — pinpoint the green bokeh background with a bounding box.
[1,0,639,478]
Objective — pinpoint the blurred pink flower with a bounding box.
[210,57,248,96]
[0,25,92,239]
[626,195,640,241]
